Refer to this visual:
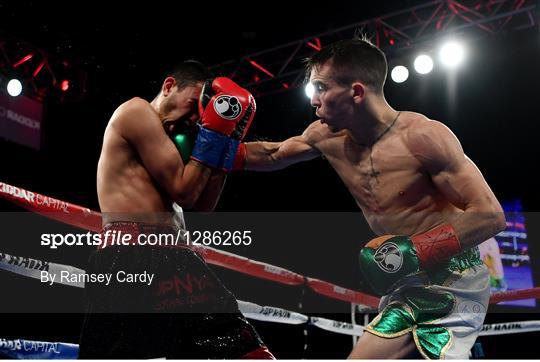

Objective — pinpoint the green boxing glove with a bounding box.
[359,224,462,296]
[170,127,199,164]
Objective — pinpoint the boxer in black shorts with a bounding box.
[79,61,273,358]
[79,223,270,358]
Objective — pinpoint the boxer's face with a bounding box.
[162,79,203,132]
[309,63,354,132]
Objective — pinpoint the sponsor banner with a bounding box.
[480,320,540,336]
[238,300,309,325]
[0,94,42,149]
[310,316,364,336]
[0,338,78,359]
[0,251,85,288]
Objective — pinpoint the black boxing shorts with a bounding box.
[78,222,273,359]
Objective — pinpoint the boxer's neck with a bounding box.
[150,96,166,121]
[348,96,399,147]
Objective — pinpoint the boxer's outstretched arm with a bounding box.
[244,122,322,171]
[118,98,211,209]
[408,120,506,249]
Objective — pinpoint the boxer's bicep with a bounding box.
[432,158,505,246]
[434,157,500,212]
[278,134,322,164]
[244,136,320,171]
[411,121,500,212]
[409,120,505,247]
[244,122,323,171]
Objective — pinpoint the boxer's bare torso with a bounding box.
[97,96,206,225]
[98,98,172,217]
[304,112,465,236]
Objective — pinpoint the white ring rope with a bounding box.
[2,250,540,338]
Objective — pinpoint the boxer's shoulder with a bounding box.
[110,97,159,130]
[117,97,155,118]
[302,120,334,145]
[404,114,462,172]
[404,114,456,150]
[104,98,162,146]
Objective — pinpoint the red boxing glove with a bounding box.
[410,223,462,269]
[192,77,256,170]
[198,77,255,137]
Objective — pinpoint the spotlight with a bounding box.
[305,83,314,99]
[7,79,23,97]
[440,41,465,68]
[414,55,434,75]
[391,66,409,83]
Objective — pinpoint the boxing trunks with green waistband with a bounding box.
[365,247,490,359]
[78,222,274,359]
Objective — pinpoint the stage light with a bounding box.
[7,79,22,97]
[414,54,434,74]
[61,80,70,92]
[440,41,465,68]
[305,83,314,99]
[391,66,409,83]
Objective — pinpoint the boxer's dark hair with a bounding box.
[167,60,212,90]
[305,35,387,93]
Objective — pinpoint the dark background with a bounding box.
[0,0,539,358]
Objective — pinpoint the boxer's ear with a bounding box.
[351,82,366,104]
[162,76,177,96]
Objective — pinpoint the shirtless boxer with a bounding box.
[237,38,506,359]
[79,61,273,359]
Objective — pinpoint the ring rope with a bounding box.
[1,181,539,308]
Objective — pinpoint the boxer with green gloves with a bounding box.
[240,37,505,359]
